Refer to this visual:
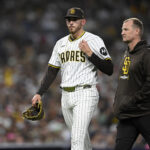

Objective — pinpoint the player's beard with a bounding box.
[68,23,82,34]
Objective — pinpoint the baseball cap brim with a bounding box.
[64,15,82,19]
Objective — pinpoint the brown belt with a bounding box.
[62,84,92,92]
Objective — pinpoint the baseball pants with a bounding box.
[61,85,99,150]
[114,114,150,150]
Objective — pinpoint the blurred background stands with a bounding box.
[0,0,150,149]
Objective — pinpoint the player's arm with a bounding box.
[37,65,60,96]
[32,65,59,106]
[37,40,61,96]
[32,41,61,106]
[88,53,113,75]
[79,40,113,75]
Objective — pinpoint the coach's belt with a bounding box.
[62,84,92,92]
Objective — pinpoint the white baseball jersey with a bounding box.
[48,31,111,87]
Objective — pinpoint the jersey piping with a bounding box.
[69,31,85,42]
[48,63,61,69]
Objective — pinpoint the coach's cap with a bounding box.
[65,7,85,19]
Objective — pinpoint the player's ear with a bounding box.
[135,27,140,36]
[81,19,86,26]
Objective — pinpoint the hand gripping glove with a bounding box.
[23,100,45,121]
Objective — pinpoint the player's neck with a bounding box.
[128,38,141,51]
[71,29,85,40]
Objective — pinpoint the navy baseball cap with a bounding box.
[65,7,85,19]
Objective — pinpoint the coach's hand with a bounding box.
[32,94,42,106]
[79,40,93,57]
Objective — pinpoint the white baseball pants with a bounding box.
[61,85,99,150]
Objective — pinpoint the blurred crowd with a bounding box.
[0,0,150,149]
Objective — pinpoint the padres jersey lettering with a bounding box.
[49,31,111,87]
[59,50,85,63]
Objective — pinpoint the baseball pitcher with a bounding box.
[32,7,113,150]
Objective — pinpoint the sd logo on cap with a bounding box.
[65,7,85,19]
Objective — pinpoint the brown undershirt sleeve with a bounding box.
[36,65,60,96]
[88,52,113,75]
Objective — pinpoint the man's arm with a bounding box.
[32,65,59,106]
[37,65,60,96]
[88,53,113,75]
